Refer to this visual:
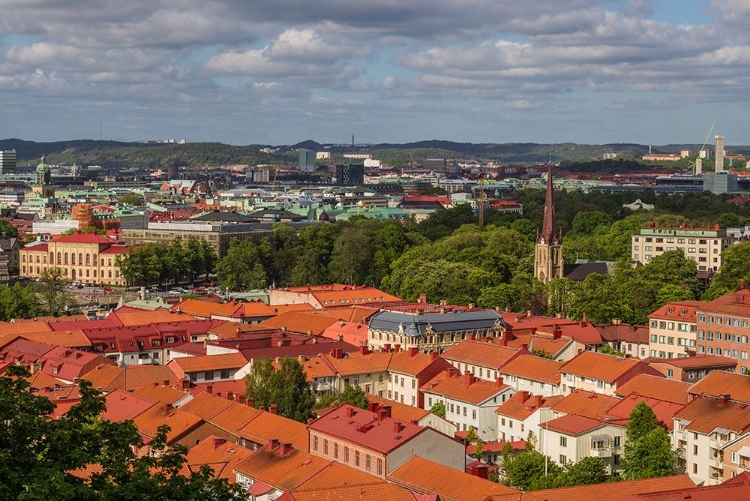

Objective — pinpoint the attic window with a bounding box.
[667,308,673,314]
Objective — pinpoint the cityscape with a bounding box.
[3,0,750,500]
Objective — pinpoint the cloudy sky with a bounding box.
[0,0,748,146]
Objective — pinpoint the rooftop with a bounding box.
[688,370,750,404]
[615,374,692,404]
[442,340,523,369]
[559,351,653,383]
[369,309,505,336]
[498,354,563,384]
[421,370,510,405]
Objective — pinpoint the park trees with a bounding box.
[215,238,266,291]
[704,242,750,300]
[36,267,77,316]
[0,283,39,320]
[117,238,216,288]
[314,385,369,410]
[244,357,315,422]
[0,366,246,500]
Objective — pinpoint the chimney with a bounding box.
[519,390,530,402]
[384,343,391,352]
[358,345,369,355]
[165,403,173,413]
[181,378,191,390]
[381,405,392,419]
[162,379,170,386]
[492,376,502,387]
[206,384,213,395]
[419,293,427,304]
[368,401,379,413]
[521,343,529,351]
[552,325,562,340]
[394,344,401,353]
[498,338,507,347]
[393,421,404,433]
[269,404,277,414]
[279,442,293,456]
[378,409,388,422]
[447,367,459,378]
[227,391,234,401]
[346,406,357,418]
[469,334,476,341]
[464,373,475,386]
[247,396,255,408]
[408,347,418,358]
[268,438,279,450]
[238,395,246,404]
[534,395,543,409]
[430,352,439,361]
[719,393,730,405]
[213,437,226,449]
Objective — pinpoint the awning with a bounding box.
[591,434,612,442]
[738,446,750,458]
[247,481,273,496]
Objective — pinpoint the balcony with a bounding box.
[590,448,612,458]
[709,456,723,469]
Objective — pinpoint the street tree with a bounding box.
[36,267,76,316]
[313,385,369,410]
[621,402,676,479]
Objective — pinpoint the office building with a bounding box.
[335,164,364,185]
[631,223,731,272]
[299,149,315,172]
[0,150,16,174]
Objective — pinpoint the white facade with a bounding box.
[388,371,420,407]
[422,387,514,442]
[499,372,561,397]
[673,418,734,485]
[539,422,627,474]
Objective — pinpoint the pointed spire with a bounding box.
[539,164,556,244]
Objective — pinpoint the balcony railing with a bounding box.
[590,448,612,458]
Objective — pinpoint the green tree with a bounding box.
[36,267,76,316]
[117,192,144,205]
[0,283,40,321]
[328,226,372,284]
[215,238,267,291]
[314,385,369,410]
[0,218,19,238]
[244,358,275,410]
[562,456,608,486]
[504,451,561,491]
[704,242,750,300]
[430,401,446,419]
[621,402,676,479]
[0,366,246,500]
[268,358,315,422]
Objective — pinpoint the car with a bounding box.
[104,286,114,292]
[169,287,187,294]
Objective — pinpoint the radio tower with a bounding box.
[478,169,486,229]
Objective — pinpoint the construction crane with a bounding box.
[271,168,279,190]
[691,121,716,175]
[478,169,487,229]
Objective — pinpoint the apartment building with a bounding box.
[648,301,702,359]
[559,351,663,396]
[631,223,731,271]
[386,347,451,407]
[495,391,561,444]
[696,288,750,374]
[497,353,563,397]
[441,339,525,382]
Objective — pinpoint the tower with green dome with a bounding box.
[32,155,55,198]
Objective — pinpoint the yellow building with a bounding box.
[20,233,128,285]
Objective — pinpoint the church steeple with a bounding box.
[534,165,563,283]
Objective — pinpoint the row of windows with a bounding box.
[697,346,749,359]
[649,334,696,347]
[699,315,749,328]
[638,237,716,245]
[650,320,695,332]
[22,252,113,267]
[312,436,384,475]
[21,265,120,279]
[698,331,749,344]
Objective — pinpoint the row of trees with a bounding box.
[116,237,217,287]
[0,268,81,321]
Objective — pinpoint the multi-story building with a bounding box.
[496,391,560,444]
[497,353,563,396]
[386,347,452,407]
[631,223,731,271]
[0,149,16,174]
[308,403,465,477]
[19,233,129,285]
[696,288,750,374]
[648,300,702,359]
[441,339,525,382]
[559,351,663,396]
[421,369,515,441]
[368,310,506,353]
[299,148,315,172]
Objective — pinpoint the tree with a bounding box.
[0,366,246,500]
[563,456,608,486]
[504,451,561,491]
[244,358,275,410]
[0,283,39,321]
[313,385,369,410]
[704,242,750,300]
[430,401,446,419]
[215,238,267,291]
[0,218,19,238]
[244,358,314,423]
[328,226,371,284]
[621,402,676,479]
[36,267,76,316]
[117,192,144,205]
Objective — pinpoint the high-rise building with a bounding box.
[335,164,364,185]
[534,165,563,283]
[299,148,315,172]
[0,150,17,174]
[715,135,725,172]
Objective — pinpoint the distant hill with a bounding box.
[1,138,748,168]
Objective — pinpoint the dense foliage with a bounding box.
[244,358,316,422]
[116,237,216,287]
[0,367,246,500]
[314,385,369,410]
[621,402,677,479]
[502,451,607,490]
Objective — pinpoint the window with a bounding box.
[560,437,567,447]
[344,447,349,463]
[205,371,214,381]
[313,436,318,451]
[334,443,338,459]
[377,458,383,475]
[323,439,328,455]
[355,451,360,467]
[614,436,621,447]
[220,370,230,379]
[366,454,371,471]
[559,454,567,464]
[667,369,673,378]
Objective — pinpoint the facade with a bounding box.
[559,351,663,396]
[496,391,558,444]
[299,148,315,172]
[368,309,506,353]
[534,165,563,283]
[497,354,564,397]
[19,233,128,285]
[631,223,731,271]
[696,288,750,374]
[386,347,452,408]
[0,149,16,174]
[648,301,702,359]
[335,164,365,185]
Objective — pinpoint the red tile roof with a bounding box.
[673,396,750,435]
[544,414,606,435]
[132,403,203,442]
[687,370,750,404]
[54,233,118,244]
[182,435,254,481]
[649,300,704,321]
[234,444,331,492]
[259,311,340,336]
[442,340,524,369]
[559,351,656,383]
[605,393,685,431]
[308,403,427,454]
[495,392,562,421]
[103,388,156,422]
[168,352,248,374]
[498,354,563,384]
[529,475,695,501]
[421,370,510,405]
[550,390,621,420]
[615,374,691,404]
[237,410,310,452]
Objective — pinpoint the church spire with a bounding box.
[539,164,557,244]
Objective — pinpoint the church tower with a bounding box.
[534,165,563,283]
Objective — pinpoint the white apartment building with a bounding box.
[495,391,558,445]
[441,339,524,382]
[631,224,731,271]
[497,354,563,397]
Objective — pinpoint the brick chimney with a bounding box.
[552,325,562,340]
[347,406,357,418]
[279,442,293,456]
[419,293,427,304]
[393,344,401,353]
[206,384,213,395]
[269,404,277,414]
[495,377,504,387]
[498,338,507,347]
[519,390,530,403]
[408,347,419,358]
[268,438,279,450]
[464,373,475,386]
[469,463,489,479]
[719,393,730,405]
[384,343,391,352]
[447,367,459,378]
[469,334,476,341]
[358,345,369,355]
[213,437,226,449]
[393,421,404,433]
[180,378,191,390]
[534,395,543,409]
[430,352,439,361]
[247,396,255,408]
[368,401,379,413]
[227,391,234,401]
[378,409,389,422]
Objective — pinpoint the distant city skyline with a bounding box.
[1,0,749,146]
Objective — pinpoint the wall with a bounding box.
[387,428,465,475]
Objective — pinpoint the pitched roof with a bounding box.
[615,374,692,404]
[180,391,234,420]
[442,340,523,369]
[387,456,518,501]
[112,308,197,326]
[495,392,561,420]
[182,435,254,481]
[294,461,384,491]
[539,322,603,346]
[81,364,125,392]
[421,371,510,405]
[594,323,649,344]
[131,381,188,406]
[673,396,750,434]
[647,355,737,370]
[388,350,449,377]
[169,352,248,373]
[529,475,696,501]
[322,350,392,376]
[688,370,750,404]
[259,311,340,336]
[103,388,156,422]
[320,321,370,346]
[210,402,262,434]
[366,395,430,423]
[21,330,92,349]
[559,351,650,382]
[498,354,563,384]
[550,390,621,420]
[308,403,427,454]
[132,403,203,442]
[545,414,606,436]
[605,393,685,431]
[237,411,309,451]
[284,483,417,501]
[369,309,505,335]
[0,321,52,335]
[53,233,117,244]
[311,305,380,324]
[234,445,331,491]
[649,300,704,321]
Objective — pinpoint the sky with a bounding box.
[0,0,749,146]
